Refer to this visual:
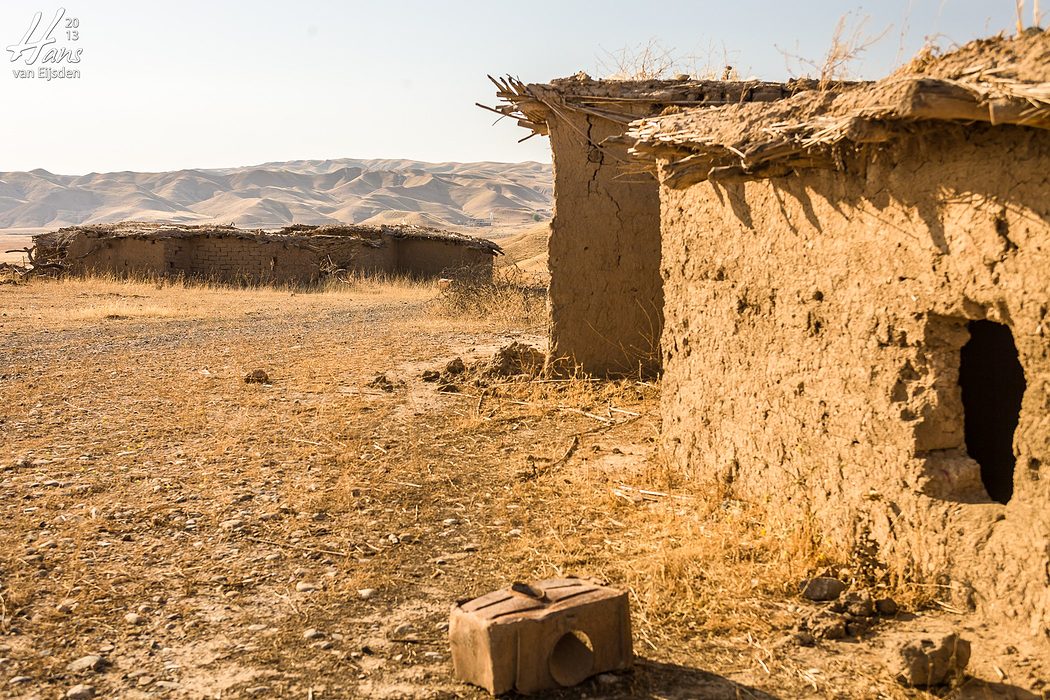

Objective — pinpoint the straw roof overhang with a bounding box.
[33,222,503,256]
[482,74,822,146]
[627,32,1050,189]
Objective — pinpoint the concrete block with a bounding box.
[449,577,632,695]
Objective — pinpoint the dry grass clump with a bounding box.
[511,459,836,637]
[435,266,546,327]
[316,268,437,297]
[451,374,824,620]
[598,39,682,80]
[777,11,889,88]
[596,39,741,81]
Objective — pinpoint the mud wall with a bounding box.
[660,124,1050,642]
[65,236,167,277]
[69,236,323,284]
[543,85,803,377]
[547,111,663,376]
[396,239,493,278]
[166,237,321,283]
[320,238,396,274]
[61,234,487,283]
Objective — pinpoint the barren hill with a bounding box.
[0,158,552,233]
[499,222,550,277]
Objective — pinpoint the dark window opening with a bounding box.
[958,320,1025,504]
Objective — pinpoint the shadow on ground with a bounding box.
[525,666,1045,699]
[956,678,1044,699]
[529,658,779,699]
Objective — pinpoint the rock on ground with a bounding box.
[65,684,96,700]
[66,654,105,673]
[801,577,846,601]
[896,632,972,687]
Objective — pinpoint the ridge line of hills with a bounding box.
[0,158,553,232]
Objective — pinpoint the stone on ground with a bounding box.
[896,632,972,687]
[801,576,846,601]
[65,684,96,700]
[66,654,105,673]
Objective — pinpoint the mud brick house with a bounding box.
[628,33,1050,642]
[33,222,501,284]
[490,75,822,375]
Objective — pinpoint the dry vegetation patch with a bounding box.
[435,266,546,329]
[0,277,1043,699]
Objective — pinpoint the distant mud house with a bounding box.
[33,222,501,284]
[628,34,1050,643]
[492,75,822,375]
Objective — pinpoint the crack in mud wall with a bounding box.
[547,112,663,376]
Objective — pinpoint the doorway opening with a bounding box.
[958,320,1025,504]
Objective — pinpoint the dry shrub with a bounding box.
[598,38,747,82]
[598,39,681,80]
[778,12,890,88]
[598,39,746,82]
[436,265,545,327]
[0,262,29,285]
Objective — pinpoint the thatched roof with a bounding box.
[628,31,1050,188]
[33,222,503,255]
[483,74,825,146]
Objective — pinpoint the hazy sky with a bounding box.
[0,1,1030,174]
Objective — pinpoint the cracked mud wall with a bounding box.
[659,124,1050,643]
[547,112,662,376]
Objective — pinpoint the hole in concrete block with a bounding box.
[958,320,1025,504]
[549,630,594,687]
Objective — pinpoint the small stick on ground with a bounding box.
[528,435,580,480]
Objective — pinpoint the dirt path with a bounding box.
[0,279,1045,699]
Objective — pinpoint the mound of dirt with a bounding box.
[421,343,547,390]
[485,342,545,378]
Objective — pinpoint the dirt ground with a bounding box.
[0,277,1047,699]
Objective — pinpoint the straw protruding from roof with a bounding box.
[627,31,1050,188]
[481,73,825,148]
